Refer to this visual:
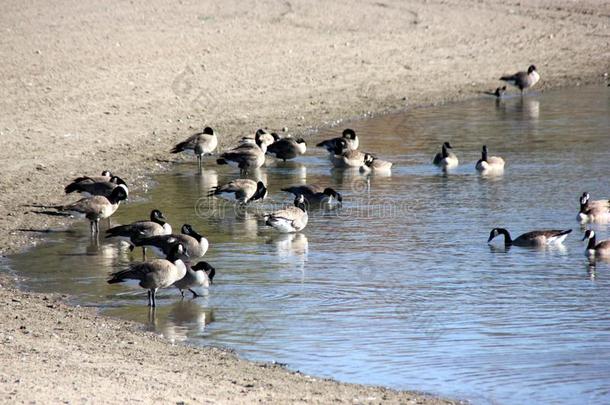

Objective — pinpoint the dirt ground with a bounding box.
[0,0,608,403]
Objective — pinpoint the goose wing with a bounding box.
[60,195,110,215]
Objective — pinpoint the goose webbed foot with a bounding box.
[189,288,202,299]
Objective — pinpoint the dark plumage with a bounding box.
[266,137,307,161]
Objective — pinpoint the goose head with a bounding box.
[108,184,129,203]
[487,228,509,243]
[110,176,127,186]
[150,209,166,224]
[168,242,188,262]
[528,65,537,74]
[250,181,268,202]
[363,154,375,167]
[294,194,307,212]
[342,128,357,140]
[323,187,343,203]
[582,229,595,241]
[192,261,216,284]
[333,138,349,155]
[101,170,112,177]
[203,126,214,135]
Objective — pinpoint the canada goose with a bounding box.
[216,133,274,174]
[483,86,507,98]
[329,138,371,168]
[577,194,610,223]
[360,154,393,174]
[170,127,218,169]
[281,184,342,204]
[267,137,307,161]
[432,142,458,169]
[582,230,610,258]
[133,224,209,261]
[500,65,540,94]
[50,184,128,235]
[254,129,280,146]
[108,242,188,307]
[106,209,172,258]
[488,228,572,247]
[316,128,359,153]
[173,261,216,298]
[265,194,308,233]
[209,179,267,205]
[64,175,128,198]
[70,170,113,184]
[475,145,505,172]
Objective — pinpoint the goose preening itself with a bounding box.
[170,127,218,169]
[582,230,610,258]
[577,193,610,223]
[64,175,128,198]
[105,209,172,258]
[48,184,128,235]
[133,224,209,261]
[266,137,307,161]
[209,179,267,205]
[488,228,572,247]
[432,142,458,170]
[475,145,505,173]
[329,138,371,168]
[360,154,392,174]
[316,128,359,153]
[216,132,275,174]
[254,129,280,146]
[173,261,216,298]
[108,242,188,307]
[265,194,309,233]
[500,65,540,95]
[281,184,342,204]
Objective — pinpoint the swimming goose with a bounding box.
[267,137,307,161]
[108,242,188,307]
[265,195,309,233]
[500,65,540,94]
[360,154,393,173]
[216,133,275,174]
[329,138,371,168]
[51,184,128,235]
[316,128,359,153]
[70,170,113,184]
[432,142,458,169]
[105,209,172,258]
[64,175,128,198]
[209,179,267,205]
[133,224,209,261]
[281,184,342,204]
[475,145,505,172]
[488,228,572,247]
[170,127,218,169]
[577,194,610,223]
[173,261,216,298]
[582,230,610,258]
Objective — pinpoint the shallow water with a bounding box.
[7,86,610,404]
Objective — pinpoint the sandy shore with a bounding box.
[1,0,608,402]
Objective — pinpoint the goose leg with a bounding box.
[142,246,147,261]
[197,154,202,172]
[189,288,201,299]
[151,289,157,308]
[90,221,95,236]
[147,290,153,307]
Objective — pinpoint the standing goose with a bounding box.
[316,128,359,153]
[500,65,540,95]
[360,154,393,174]
[107,242,188,307]
[209,179,267,205]
[216,133,274,174]
[133,224,209,261]
[173,261,216,298]
[50,184,128,235]
[170,127,218,169]
[577,194,610,223]
[266,137,307,161]
[582,230,610,258]
[64,175,128,198]
[488,228,572,247]
[432,142,458,169]
[265,195,309,233]
[105,209,172,258]
[475,145,505,172]
[281,184,342,204]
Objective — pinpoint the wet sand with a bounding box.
[0,0,608,402]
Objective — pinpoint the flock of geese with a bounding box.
[36,65,610,306]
